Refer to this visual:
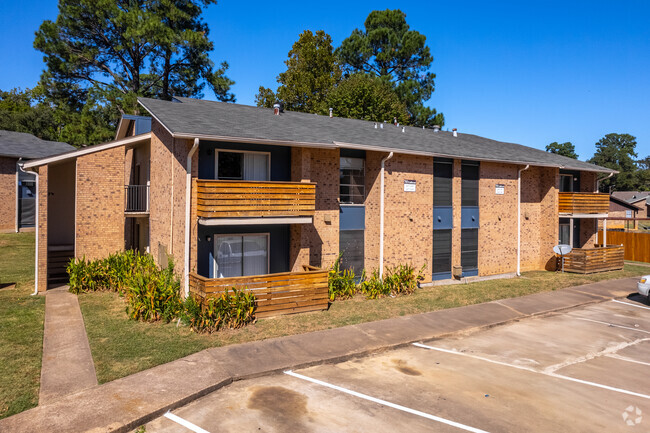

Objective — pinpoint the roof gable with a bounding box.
[0,130,75,159]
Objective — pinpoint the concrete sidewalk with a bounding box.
[39,286,97,404]
[0,277,640,433]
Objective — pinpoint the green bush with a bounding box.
[360,264,425,299]
[328,253,358,301]
[124,259,182,323]
[182,289,256,333]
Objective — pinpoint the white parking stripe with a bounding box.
[163,411,211,433]
[573,317,650,334]
[612,299,650,311]
[413,343,650,400]
[284,370,491,433]
[606,354,650,367]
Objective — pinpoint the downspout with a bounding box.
[379,152,394,278]
[15,159,21,233]
[516,164,530,276]
[30,166,39,296]
[596,172,614,192]
[184,138,200,296]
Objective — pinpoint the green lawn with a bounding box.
[78,263,650,384]
[0,232,44,420]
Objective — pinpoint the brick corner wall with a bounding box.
[0,157,17,231]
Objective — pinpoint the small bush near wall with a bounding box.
[183,290,256,333]
[67,251,256,332]
[329,260,426,301]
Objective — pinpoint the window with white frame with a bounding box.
[340,157,365,204]
[214,234,269,278]
[215,150,270,181]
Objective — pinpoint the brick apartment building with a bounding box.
[0,130,74,233]
[22,97,616,293]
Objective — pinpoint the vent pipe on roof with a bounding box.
[374,123,377,129]
[394,117,398,126]
[452,128,458,137]
[402,127,405,133]
[380,123,384,129]
[329,108,333,118]
[433,125,440,132]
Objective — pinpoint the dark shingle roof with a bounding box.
[611,191,650,203]
[138,97,615,173]
[0,130,75,159]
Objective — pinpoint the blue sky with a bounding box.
[0,0,648,160]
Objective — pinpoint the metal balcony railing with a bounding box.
[125,184,149,213]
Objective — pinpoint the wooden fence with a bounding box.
[560,245,625,274]
[188,266,329,318]
[558,192,610,215]
[598,230,650,263]
[195,179,316,218]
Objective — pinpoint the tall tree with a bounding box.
[325,73,408,123]
[256,30,341,113]
[545,141,578,159]
[33,0,234,144]
[636,156,650,191]
[588,133,639,192]
[336,9,443,127]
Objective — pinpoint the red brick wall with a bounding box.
[478,162,519,275]
[37,165,48,292]
[0,157,17,231]
[75,147,125,260]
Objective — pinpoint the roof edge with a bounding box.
[22,133,151,169]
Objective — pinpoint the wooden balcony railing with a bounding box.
[558,244,624,274]
[189,266,328,318]
[195,179,316,218]
[558,192,609,215]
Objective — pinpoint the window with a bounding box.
[559,221,570,245]
[339,230,364,275]
[216,150,270,181]
[214,234,269,278]
[433,160,453,207]
[340,157,365,204]
[461,229,478,270]
[432,229,452,276]
[461,161,479,207]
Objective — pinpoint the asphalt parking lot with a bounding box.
[145,295,650,433]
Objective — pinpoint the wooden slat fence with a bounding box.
[560,245,624,274]
[195,179,316,218]
[189,268,329,318]
[598,230,650,263]
[558,192,610,215]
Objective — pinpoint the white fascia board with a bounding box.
[22,133,152,170]
[559,213,609,219]
[173,132,336,149]
[198,216,313,226]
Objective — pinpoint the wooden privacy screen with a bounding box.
[195,179,316,218]
[189,267,329,318]
[599,230,650,263]
[558,192,609,214]
[560,245,624,274]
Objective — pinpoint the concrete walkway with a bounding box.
[0,277,640,433]
[38,286,97,405]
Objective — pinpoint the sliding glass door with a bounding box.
[214,234,269,278]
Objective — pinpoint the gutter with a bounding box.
[379,152,394,278]
[596,172,614,192]
[184,138,200,296]
[517,164,530,276]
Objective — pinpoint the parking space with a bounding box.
[145,299,650,432]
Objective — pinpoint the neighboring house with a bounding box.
[611,191,650,219]
[601,195,641,229]
[0,130,75,233]
[22,97,616,293]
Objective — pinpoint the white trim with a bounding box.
[184,138,199,296]
[214,148,271,181]
[21,133,152,169]
[174,132,337,150]
[31,170,39,295]
[379,152,394,278]
[212,232,270,279]
[15,162,19,232]
[199,216,312,226]
[558,213,608,219]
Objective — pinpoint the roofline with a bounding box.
[609,195,641,210]
[137,98,617,174]
[22,133,151,169]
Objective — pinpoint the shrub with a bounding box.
[360,264,425,299]
[182,289,256,333]
[328,253,358,301]
[124,259,182,323]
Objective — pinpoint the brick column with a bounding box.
[37,165,48,292]
[290,147,312,271]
